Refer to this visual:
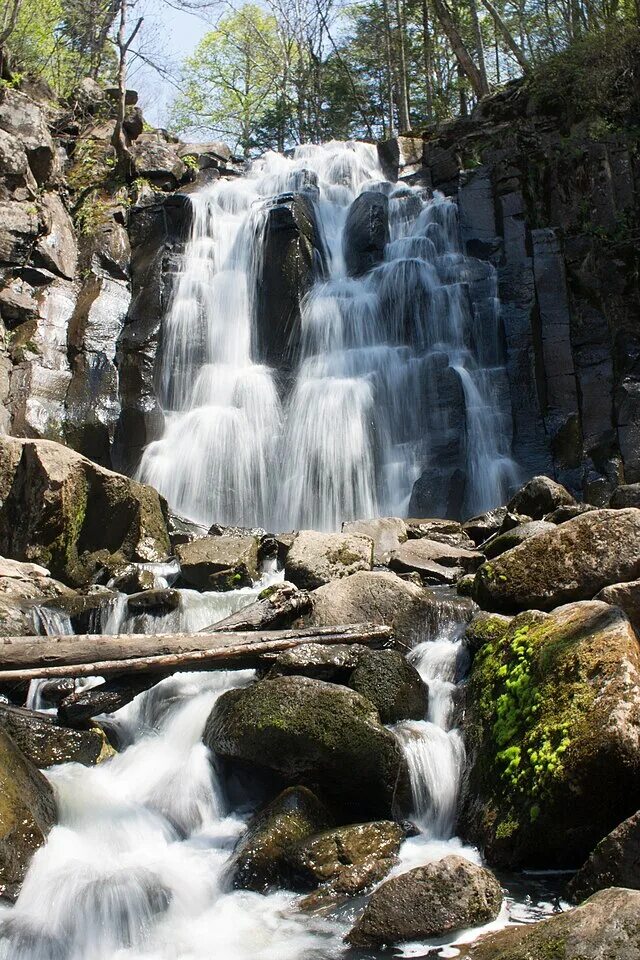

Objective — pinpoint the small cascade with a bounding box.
[139,141,519,530]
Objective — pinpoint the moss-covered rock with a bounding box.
[348,649,428,724]
[0,705,114,768]
[481,520,556,560]
[203,675,411,820]
[0,437,170,587]
[0,727,56,894]
[461,600,640,867]
[285,531,373,590]
[229,786,330,892]
[463,887,640,959]
[473,509,640,612]
[175,535,259,591]
[464,612,512,654]
[346,855,503,946]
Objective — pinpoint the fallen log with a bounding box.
[0,623,392,682]
[201,581,311,632]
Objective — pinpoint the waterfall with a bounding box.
[138,141,518,530]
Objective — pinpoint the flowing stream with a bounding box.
[138,141,518,530]
[0,581,563,960]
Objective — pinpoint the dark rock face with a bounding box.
[506,475,575,519]
[255,194,324,371]
[348,649,428,724]
[203,675,410,820]
[464,887,640,960]
[462,601,640,868]
[342,191,389,277]
[346,855,503,946]
[0,705,112,768]
[568,810,640,902]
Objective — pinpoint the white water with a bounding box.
[3,585,565,959]
[138,141,518,530]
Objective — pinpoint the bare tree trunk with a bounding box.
[394,0,411,130]
[0,0,23,76]
[431,0,487,100]
[479,0,529,72]
[382,0,396,137]
[422,0,434,119]
[111,0,143,181]
[469,0,490,95]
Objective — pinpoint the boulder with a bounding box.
[229,786,330,892]
[0,705,113,767]
[506,474,575,519]
[262,643,368,682]
[473,509,640,612]
[405,518,475,548]
[463,611,512,654]
[204,675,410,819]
[346,855,503,947]
[304,570,435,647]
[126,588,180,615]
[462,601,640,867]
[610,483,640,509]
[481,520,556,559]
[343,191,389,277]
[132,135,187,189]
[342,517,407,564]
[288,820,403,901]
[0,199,41,264]
[544,502,596,523]
[285,531,373,590]
[463,887,640,960]
[595,579,640,633]
[0,88,57,185]
[0,128,32,187]
[389,538,481,584]
[348,649,428,724]
[0,727,56,892]
[0,437,170,587]
[462,507,508,545]
[0,556,77,636]
[175,535,259,591]
[567,811,640,902]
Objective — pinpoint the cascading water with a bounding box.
[138,141,518,530]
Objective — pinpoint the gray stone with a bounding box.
[343,191,389,276]
[285,531,373,590]
[481,520,556,559]
[341,517,407,564]
[568,811,640,902]
[176,535,259,590]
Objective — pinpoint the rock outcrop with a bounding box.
[567,811,640,902]
[285,531,373,590]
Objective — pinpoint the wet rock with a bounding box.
[0,556,77,636]
[462,601,640,867]
[285,531,373,590]
[341,517,407,564]
[229,786,330,892]
[463,611,512,654]
[348,649,427,724]
[303,570,435,647]
[595,579,640,633]
[463,887,640,959]
[0,727,56,891]
[0,705,113,767]
[204,675,410,819]
[175,535,259,591]
[289,820,403,901]
[343,191,389,277]
[346,855,503,946]
[462,507,508,545]
[610,483,640,508]
[457,573,475,597]
[481,520,556,559]
[544,502,596,523]
[262,643,369,682]
[0,437,170,587]
[506,474,575,520]
[568,810,640,902]
[126,588,180,614]
[109,566,157,594]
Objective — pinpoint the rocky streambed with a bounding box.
[0,438,636,955]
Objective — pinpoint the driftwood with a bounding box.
[202,582,311,633]
[0,624,392,683]
[58,673,165,726]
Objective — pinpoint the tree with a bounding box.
[111,0,143,179]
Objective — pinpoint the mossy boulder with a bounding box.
[262,643,368,682]
[203,675,411,819]
[473,509,640,612]
[0,727,56,893]
[228,786,330,892]
[567,810,640,902]
[0,705,114,768]
[0,437,170,587]
[481,520,556,560]
[461,601,640,867]
[463,887,640,959]
[285,531,373,590]
[346,855,503,947]
[288,820,403,904]
[348,649,428,724]
[507,475,575,519]
[175,535,259,591]
[303,570,437,647]
[464,612,512,654]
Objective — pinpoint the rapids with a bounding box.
[138,141,519,530]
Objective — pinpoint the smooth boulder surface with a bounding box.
[175,535,259,590]
[348,649,428,724]
[463,887,640,959]
[0,705,113,768]
[405,517,476,548]
[389,538,481,584]
[473,509,640,612]
[285,531,373,590]
[567,811,640,902]
[506,474,575,519]
[595,579,640,633]
[288,820,403,900]
[204,675,410,819]
[0,728,57,891]
[0,437,170,587]
[342,517,407,564]
[342,191,389,277]
[229,786,330,892]
[481,520,556,560]
[304,570,435,647]
[462,601,640,867]
[347,855,503,946]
